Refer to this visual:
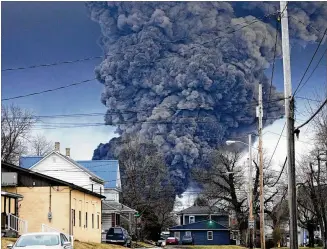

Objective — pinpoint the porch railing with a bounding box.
[7,213,28,235]
[41,224,74,247]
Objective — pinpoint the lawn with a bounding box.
[1,238,126,249]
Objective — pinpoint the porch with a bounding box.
[101,201,137,242]
[1,191,27,237]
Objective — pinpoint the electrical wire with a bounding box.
[295,97,327,131]
[293,27,327,97]
[1,12,278,73]
[6,97,286,120]
[268,157,287,188]
[267,122,286,168]
[296,96,324,103]
[1,13,279,101]
[295,46,327,95]
[267,18,279,107]
[1,78,97,101]
[2,56,103,72]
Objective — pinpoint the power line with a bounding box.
[1,12,277,73]
[268,157,287,188]
[7,97,286,120]
[267,122,286,168]
[2,56,103,72]
[1,78,97,101]
[293,27,327,97]
[296,46,327,94]
[1,13,279,101]
[267,18,280,108]
[296,96,324,103]
[295,97,327,131]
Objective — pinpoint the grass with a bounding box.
[1,238,125,249]
[133,241,154,248]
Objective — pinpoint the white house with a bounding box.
[20,142,136,237]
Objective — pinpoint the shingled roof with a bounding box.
[177,206,228,215]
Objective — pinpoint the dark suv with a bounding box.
[106,227,132,247]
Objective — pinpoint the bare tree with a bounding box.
[118,138,176,240]
[1,105,36,164]
[193,148,281,246]
[29,134,53,156]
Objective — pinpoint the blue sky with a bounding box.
[1,1,326,162]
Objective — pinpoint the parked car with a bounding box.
[181,234,194,245]
[6,232,72,249]
[106,227,132,247]
[156,235,168,247]
[166,237,179,245]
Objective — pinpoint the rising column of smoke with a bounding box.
[87,2,323,194]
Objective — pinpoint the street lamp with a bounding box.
[226,135,255,249]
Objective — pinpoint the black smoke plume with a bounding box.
[88,2,324,194]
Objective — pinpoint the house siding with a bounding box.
[103,189,119,202]
[183,215,229,227]
[170,230,230,245]
[31,154,104,195]
[102,213,112,232]
[2,186,102,243]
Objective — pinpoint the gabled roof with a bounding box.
[20,154,119,188]
[2,161,106,199]
[169,219,229,231]
[76,160,119,189]
[177,206,228,215]
[20,151,104,184]
[20,156,42,169]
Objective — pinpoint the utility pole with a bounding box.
[248,134,254,249]
[257,83,265,249]
[280,2,298,249]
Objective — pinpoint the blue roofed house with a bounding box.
[169,206,231,245]
[20,142,136,240]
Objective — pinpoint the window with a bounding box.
[85,212,88,228]
[60,234,68,246]
[79,211,82,227]
[189,216,195,224]
[185,231,191,236]
[97,214,100,229]
[207,231,213,240]
[92,214,94,229]
[72,209,75,227]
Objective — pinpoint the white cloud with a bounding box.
[29,116,119,160]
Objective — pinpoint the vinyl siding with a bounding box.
[170,230,230,245]
[31,153,104,195]
[102,213,113,231]
[103,189,119,202]
[184,215,229,227]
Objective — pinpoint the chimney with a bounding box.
[66,148,70,157]
[54,142,60,152]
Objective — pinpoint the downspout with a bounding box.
[49,186,52,222]
[69,189,72,238]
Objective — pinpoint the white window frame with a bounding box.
[207,231,213,240]
[185,231,192,236]
[174,232,180,240]
[189,216,195,224]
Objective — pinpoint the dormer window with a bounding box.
[189,216,195,224]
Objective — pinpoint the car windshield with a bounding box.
[15,234,60,247]
[183,235,192,239]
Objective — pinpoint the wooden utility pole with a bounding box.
[248,134,254,248]
[280,2,298,249]
[258,83,265,249]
